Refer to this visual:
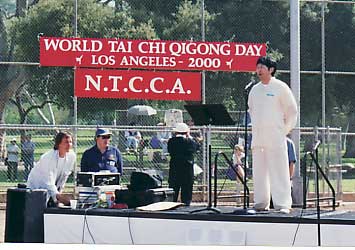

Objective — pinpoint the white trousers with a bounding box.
[252,147,292,210]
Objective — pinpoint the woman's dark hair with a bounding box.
[53,131,72,150]
[256,56,277,76]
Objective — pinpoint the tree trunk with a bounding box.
[0,69,27,158]
[25,90,51,124]
[0,0,30,158]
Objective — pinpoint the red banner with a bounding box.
[74,69,201,101]
[40,37,266,72]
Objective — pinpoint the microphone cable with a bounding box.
[80,177,120,244]
[291,157,312,246]
[217,172,229,197]
[217,163,244,203]
[127,213,135,245]
[82,207,96,244]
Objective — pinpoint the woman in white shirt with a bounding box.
[27,131,76,206]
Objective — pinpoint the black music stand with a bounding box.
[184,104,235,126]
[185,104,234,214]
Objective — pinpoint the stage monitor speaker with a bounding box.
[5,187,47,243]
[129,170,163,191]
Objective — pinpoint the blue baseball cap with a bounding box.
[95,128,112,137]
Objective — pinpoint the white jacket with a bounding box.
[248,77,298,148]
[27,149,76,202]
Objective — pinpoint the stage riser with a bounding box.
[44,212,355,246]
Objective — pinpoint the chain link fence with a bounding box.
[0,125,343,206]
[0,125,207,199]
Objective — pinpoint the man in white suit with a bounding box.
[248,56,298,214]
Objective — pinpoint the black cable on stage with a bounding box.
[127,212,135,245]
[81,210,86,243]
[217,173,228,197]
[217,163,242,196]
[82,207,96,244]
[79,178,120,243]
[215,152,232,197]
[291,158,312,246]
[85,209,96,244]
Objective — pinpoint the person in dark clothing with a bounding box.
[81,128,123,174]
[22,135,35,181]
[168,122,197,206]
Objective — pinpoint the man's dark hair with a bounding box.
[256,56,277,76]
[53,131,72,150]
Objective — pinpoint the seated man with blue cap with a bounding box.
[81,128,123,173]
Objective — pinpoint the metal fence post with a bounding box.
[337,128,343,200]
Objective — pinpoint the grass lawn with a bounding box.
[1,176,354,195]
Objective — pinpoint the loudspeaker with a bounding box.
[5,187,47,243]
[129,170,163,191]
[115,187,174,208]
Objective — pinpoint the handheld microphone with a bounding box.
[244,79,256,90]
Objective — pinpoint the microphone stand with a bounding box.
[315,142,321,247]
[190,125,221,214]
[309,140,322,246]
[303,140,322,246]
[243,86,249,210]
[243,79,256,209]
[233,78,255,215]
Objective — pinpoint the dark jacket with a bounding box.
[167,135,196,186]
[81,145,123,174]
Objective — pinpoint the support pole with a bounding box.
[290,0,302,205]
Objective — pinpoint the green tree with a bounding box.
[325,3,355,157]
[0,0,29,154]
[8,0,157,124]
[162,0,215,40]
[125,0,216,114]
[126,0,181,36]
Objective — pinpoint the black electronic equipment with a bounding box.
[115,187,174,208]
[128,170,163,191]
[5,187,47,243]
[76,172,120,187]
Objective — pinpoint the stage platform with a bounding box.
[44,205,355,246]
